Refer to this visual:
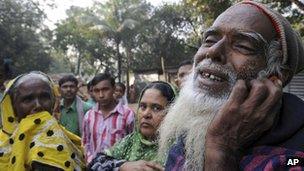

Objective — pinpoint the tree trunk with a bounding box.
[116,41,121,82]
[76,52,81,75]
[126,47,131,100]
[161,56,167,81]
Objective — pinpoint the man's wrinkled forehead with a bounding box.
[211,3,277,43]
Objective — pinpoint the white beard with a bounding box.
[158,59,237,170]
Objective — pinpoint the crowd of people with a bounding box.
[1,1,304,171]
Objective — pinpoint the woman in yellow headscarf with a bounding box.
[0,71,85,171]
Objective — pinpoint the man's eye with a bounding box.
[93,89,100,93]
[203,37,217,47]
[234,44,256,54]
[22,96,34,103]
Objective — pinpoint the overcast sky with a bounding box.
[43,0,181,29]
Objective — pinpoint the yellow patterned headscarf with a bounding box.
[0,72,85,171]
[1,72,60,135]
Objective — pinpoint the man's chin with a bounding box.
[98,102,110,107]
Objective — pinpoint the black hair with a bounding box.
[91,73,115,87]
[115,82,126,92]
[178,60,192,68]
[140,81,175,104]
[58,74,78,87]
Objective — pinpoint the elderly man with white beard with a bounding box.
[158,1,304,171]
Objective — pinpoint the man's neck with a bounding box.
[63,97,75,108]
[99,100,118,117]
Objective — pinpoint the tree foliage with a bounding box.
[183,0,233,26]
[258,0,304,38]
[0,0,52,74]
[53,6,117,76]
[89,0,153,81]
[131,4,197,72]
[184,0,304,38]
[1,0,303,81]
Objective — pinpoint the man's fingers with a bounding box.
[210,80,248,132]
[226,80,248,106]
[142,166,156,171]
[241,79,269,112]
[146,161,164,171]
[265,78,282,102]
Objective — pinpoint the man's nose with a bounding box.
[195,38,227,64]
[207,38,227,63]
[98,91,104,98]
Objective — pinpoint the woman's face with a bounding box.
[138,88,168,140]
[13,78,53,121]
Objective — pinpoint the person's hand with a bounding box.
[206,78,282,156]
[119,160,164,171]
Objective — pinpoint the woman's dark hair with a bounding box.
[91,73,115,87]
[140,81,175,104]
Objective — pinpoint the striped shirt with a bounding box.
[82,102,135,163]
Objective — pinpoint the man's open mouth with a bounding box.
[199,69,228,83]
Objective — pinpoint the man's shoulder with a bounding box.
[116,103,135,116]
[83,108,97,120]
[122,105,134,113]
[283,92,304,102]
[282,92,304,112]
[256,92,304,151]
[86,107,96,114]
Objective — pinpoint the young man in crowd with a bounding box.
[175,60,192,89]
[159,1,304,170]
[82,73,135,163]
[58,74,92,136]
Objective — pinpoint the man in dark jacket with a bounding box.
[159,1,304,170]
